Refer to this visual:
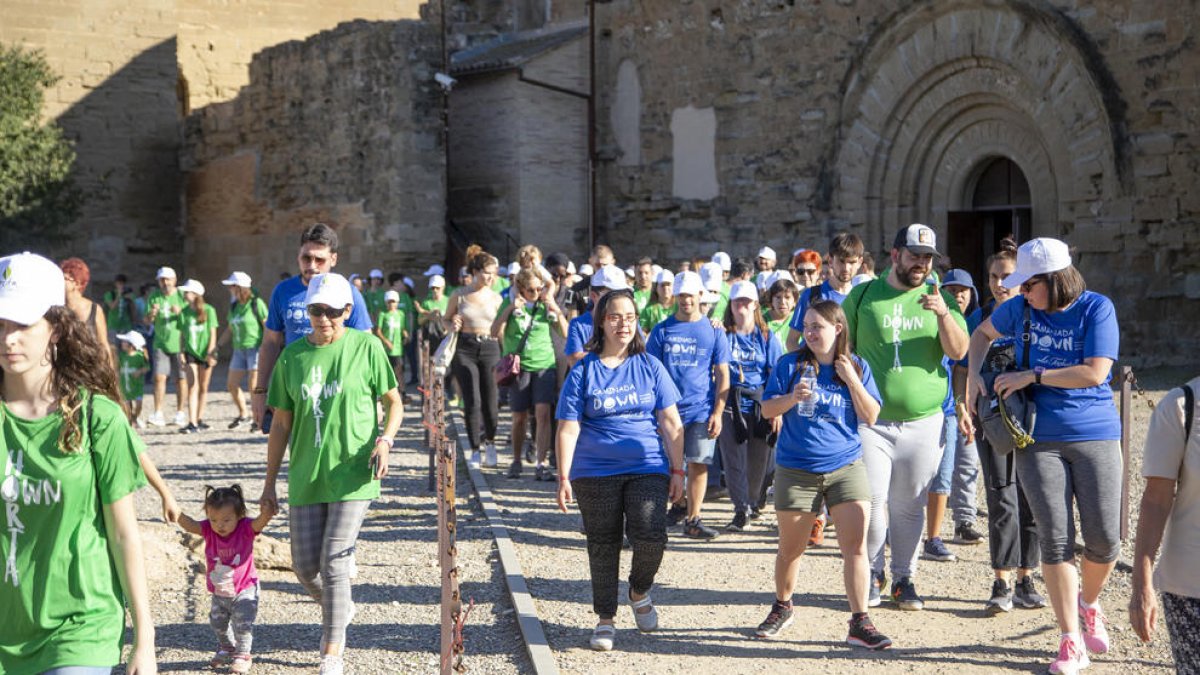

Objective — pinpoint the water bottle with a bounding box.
[797,364,817,417]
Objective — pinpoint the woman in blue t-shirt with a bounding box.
[555,289,685,652]
[966,238,1121,675]
[717,280,783,531]
[754,299,892,650]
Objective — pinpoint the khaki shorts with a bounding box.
[774,460,870,513]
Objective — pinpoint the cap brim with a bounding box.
[0,300,47,326]
[1001,269,1033,290]
[904,245,940,256]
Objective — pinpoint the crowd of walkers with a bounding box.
[2,220,1197,675]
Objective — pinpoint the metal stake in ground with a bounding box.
[438,436,468,673]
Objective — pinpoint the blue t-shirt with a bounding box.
[645,316,731,424]
[556,353,681,479]
[963,301,1016,367]
[788,281,850,332]
[727,329,784,414]
[990,291,1120,442]
[266,275,373,345]
[564,312,593,356]
[766,352,881,474]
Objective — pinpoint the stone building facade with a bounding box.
[592,0,1200,364]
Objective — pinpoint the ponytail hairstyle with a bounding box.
[986,236,1019,270]
[793,300,861,387]
[204,484,248,518]
[0,306,122,454]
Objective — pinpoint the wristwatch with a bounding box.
[1034,366,1045,385]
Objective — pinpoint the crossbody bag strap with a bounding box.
[1183,384,1195,445]
[513,303,541,355]
[1020,302,1032,371]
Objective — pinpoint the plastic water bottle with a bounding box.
[797,364,817,417]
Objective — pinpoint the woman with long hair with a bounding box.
[717,281,783,531]
[0,252,156,674]
[179,279,218,434]
[966,238,1121,674]
[556,289,685,651]
[754,299,890,650]
[218,272,268,431]
[444,246,504,467]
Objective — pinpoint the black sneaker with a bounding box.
[506,461,522,479]
[954,521,986,545]
[249,422,260,433]
[523,442,535,464]
[178,423,198,435]
[1013,575,1048,609]
[891,576,924,611]
[726,512,749,532]
[748,506,763,521]
[754,601,794,638]
[847,614,893,649]
[682,517,720,540]
[196,420,210,430]
[227,416,246,430]
[986,578,1014,615]
[666,503,688,527]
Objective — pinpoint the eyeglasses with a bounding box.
[795,268,819,276]
[605,313,639,326]
[1019,277,1045,293]
[307,305,345,320]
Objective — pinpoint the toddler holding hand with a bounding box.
[178,484,275,673]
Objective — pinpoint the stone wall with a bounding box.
[592,0,1200,365]
[181,20,445,294]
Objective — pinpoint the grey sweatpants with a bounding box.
[210,582,259,654]
[863,413,944,579]
[717,407,774,515]
[290,500,372,648]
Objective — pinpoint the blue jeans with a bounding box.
[930,413,980,525]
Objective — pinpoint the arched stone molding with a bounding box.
[831,1,1127,249]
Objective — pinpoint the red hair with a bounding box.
[792,250,822,271]
[60,257,91,290]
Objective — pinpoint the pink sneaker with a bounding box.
[1078,599,1110,654]
[1049,634,1091,674]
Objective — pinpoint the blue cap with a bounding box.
[941,268,975,290]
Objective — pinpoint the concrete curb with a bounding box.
[450,410,560,675]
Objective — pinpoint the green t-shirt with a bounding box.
[396,294,416,330]
[633,288,652,313]
[147,288,185,353]
[767,316,791,349]
[0,395,147,674]
[639,303,674,333]
[491,277,510,294]
[268,329,398,506]
[499,300,556,372]
[228,297,268,351]
[102,290,133,333]
[843,279,967,422]
[182,304,219,360]
[118,350,148,400]
[364,288,387,322]
[376,309,407,357]
[421,295,449,315]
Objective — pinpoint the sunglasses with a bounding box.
[307,305,346,320]
[1019,277,1045,293]
[795,267,819,275]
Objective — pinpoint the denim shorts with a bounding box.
[230,347,259,371]
[683,420,718,465]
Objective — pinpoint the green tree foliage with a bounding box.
[0,44,85,251]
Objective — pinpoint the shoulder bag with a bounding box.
[493,304,540,387]
[975,302,1036,455]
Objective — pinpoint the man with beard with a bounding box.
[842,224,969,612]
[786,232,864,351]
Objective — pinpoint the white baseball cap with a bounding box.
[222,271,252,288]
[423,264,445,276]
[624,266,635,278]
[711,252,732,272]
[156,266,176,280]
[179,279,205,296]
[578,263,594,277]
[654,268,674,284]
[115,330,146,349]
[699,262,724,291]
[0,252,66,325]
[1002,238,1072,290]
[305,273,353,308]
[674,271,704,296]
[369,268,384,279]
[403,276,414,288]
[428,274,446,288]
[507,262,521,276]
[590,264,627,290]
[651,264,662,277]
[729,280,758,303]
[384,289,401,302]
[893,223,940,256]
[757,246,777,261]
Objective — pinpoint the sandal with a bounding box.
[629,590,659,632]
[590,622,616,651]
[230,653,253,674]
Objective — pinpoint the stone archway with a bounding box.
[831,0,1128,251]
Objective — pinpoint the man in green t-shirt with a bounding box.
[102,273,134,345]
[145,266,188,427]
[843,224,969,612]
[631,256,655,313]
[364,268,387,320]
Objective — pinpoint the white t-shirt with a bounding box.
[1140,376,1200,599]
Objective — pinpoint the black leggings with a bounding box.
[572,473,669,619]
[451,334,500,449]
[977,433,1040,571]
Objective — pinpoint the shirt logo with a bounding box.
[300,365,342,447]
[3,450,63,588]
[881,303,926,372]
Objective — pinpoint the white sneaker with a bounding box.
[469,451,482,469]
[318,654,344,675]
[483,442,498,468]
[134,418,146,429]
[589,622,615,651]
[147,412,166,427]
[173,411,188,426]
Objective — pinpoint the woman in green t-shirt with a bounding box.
[638,268,676,333]
[490,269,568,480]
[765,277,799,350]
[0,252,155,674]
[179,279,219,435]
[260,272,402,675]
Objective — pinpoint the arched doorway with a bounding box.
[947,158,1032,285]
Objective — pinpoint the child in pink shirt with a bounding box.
[179,484,275,673]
